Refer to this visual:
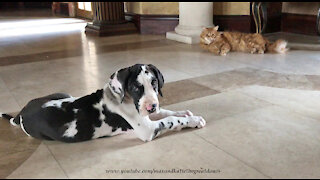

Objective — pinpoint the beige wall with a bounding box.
[282,2,320,15]
[126,2,143,14]
[126,2,178,15]
[126,2,251,15]
[213,2,250,15]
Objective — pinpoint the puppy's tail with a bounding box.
[0,113,19,126]
[266,39,289,54]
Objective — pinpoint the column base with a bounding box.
[85,22,137,36]
[166,31,200,44]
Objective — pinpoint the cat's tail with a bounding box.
[266,39,289,54]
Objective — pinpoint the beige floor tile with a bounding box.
[191,67,314,92]
[195,105,320,179]
[0,150,37,179]
[0,77,20,112]
[160,79,219,106]
[7,143,67,179]
[163,91,272,122]
[236,85,320,120]
[225,50,320,75]
[46,132,267,179]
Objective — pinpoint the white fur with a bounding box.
[110,71,123,94]
[20,115,31,137]
[10,118,18,126]
[275,40,289,54]
[63,120,78,138]
[204,37,212,45]
[92,121,113,139]
[92,100,113,139]
[42,97,78,108]
[73,109,79,113]
[93,101,105,121]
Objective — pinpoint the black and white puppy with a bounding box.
[0,64,206,142]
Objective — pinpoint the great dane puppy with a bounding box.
[1,64,206,142]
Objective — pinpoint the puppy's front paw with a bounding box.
[175,110,193,117]
[187,116,206,128]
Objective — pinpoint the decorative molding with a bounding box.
[125,13,179,34]
[126,13,255,34]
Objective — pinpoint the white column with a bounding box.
[166,2,214,44]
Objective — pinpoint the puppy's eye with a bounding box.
[132,83,141,92]
[151,79,157,86]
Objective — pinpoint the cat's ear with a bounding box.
[214,25,219,31]
[202,26,208,30]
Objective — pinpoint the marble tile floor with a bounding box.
[1,14,320,178]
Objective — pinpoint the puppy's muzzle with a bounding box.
[146,104,157,114]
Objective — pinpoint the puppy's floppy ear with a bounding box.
[109,67,130,103]
[147,64,164,97]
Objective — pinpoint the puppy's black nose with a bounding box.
[152,104,157,108]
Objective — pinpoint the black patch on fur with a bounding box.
[126,64,145,112]
[102,104,133,132]
[169,122,174,129]
[147,64,164,97]
[153,121,166,139]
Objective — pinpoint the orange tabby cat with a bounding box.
[200,26,289,56]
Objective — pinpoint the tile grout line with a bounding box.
[193,133,273,179]
[45,143,70,179]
